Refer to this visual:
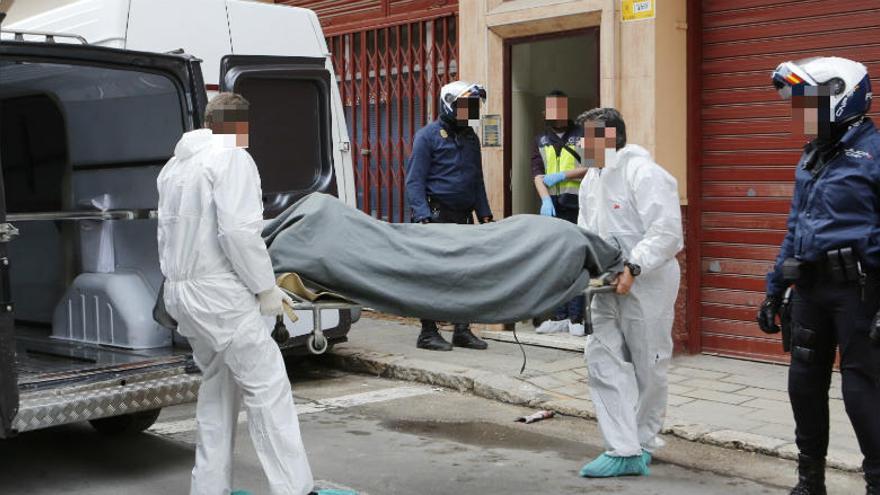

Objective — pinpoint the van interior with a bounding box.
[0,59,190,392]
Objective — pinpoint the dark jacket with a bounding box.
[767,117,880,296]
[405,118,492,223]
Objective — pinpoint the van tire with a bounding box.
[89,409,162,435]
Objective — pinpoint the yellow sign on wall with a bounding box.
[622,0,655,21]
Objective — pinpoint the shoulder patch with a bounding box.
[440,128,448,139]
[844,148,873,160]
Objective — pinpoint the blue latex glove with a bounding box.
[540,197,556,217]
[543,172,566,187]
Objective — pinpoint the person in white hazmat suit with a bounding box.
[158,93,355,495]
[575,108,684,478]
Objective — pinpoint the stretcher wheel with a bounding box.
[307,333,329,355]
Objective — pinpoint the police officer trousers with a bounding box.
[420,198,474,332]
[789,274,880,477]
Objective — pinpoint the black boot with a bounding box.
[790,454,826,495]
[451,324,488,350]
[416,321,452,351]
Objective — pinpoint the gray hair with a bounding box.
[575,107,627,150]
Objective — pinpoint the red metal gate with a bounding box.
[326,15,459,221]
[695,0,880,361]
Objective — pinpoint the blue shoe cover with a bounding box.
[642,449,653,465]
[315,490,358,495]
[579,453,649,478]
[231,491,253,495]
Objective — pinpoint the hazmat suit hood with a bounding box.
[598,143,651,170]
[173,128,215,160]
[614,144,651,164]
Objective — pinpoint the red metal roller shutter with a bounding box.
[279,1,459,221]
[698,0,880,361]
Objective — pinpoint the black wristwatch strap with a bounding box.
[624,261,641,277]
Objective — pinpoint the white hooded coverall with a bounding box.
[578,144,683,457]
[157,129,314,495]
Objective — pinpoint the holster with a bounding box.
[780,287,794,353]
[781,258,804,283]
[791,323,818,364]
[826,247,861,284]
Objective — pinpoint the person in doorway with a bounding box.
[158,92,354,495]
[405,80,493,352]
[576,107,683,478]
[757,56,880,495]
[531,89,587,336]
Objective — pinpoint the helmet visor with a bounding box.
[459,84,487,101]
[772,61,818,100]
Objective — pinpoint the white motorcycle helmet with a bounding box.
[439,80,487,119]
[772,56,872,126]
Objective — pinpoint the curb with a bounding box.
[323,347,863,473]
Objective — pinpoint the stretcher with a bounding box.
[272,297,361,355]
[274,273,361,355]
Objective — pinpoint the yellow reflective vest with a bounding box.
[537,130,583,196]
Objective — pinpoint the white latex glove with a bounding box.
[257,286,294,316]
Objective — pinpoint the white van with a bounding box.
[0,0,357,438]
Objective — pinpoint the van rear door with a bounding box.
[0,150,18,439]
[0,41,204,436]
[219,55,337,217]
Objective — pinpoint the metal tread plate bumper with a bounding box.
[13,367,201,434]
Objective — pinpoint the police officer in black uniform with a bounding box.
[404,80,492,352]
[758,56,880,495]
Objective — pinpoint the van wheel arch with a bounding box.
[89,409,162,435]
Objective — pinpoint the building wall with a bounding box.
[459,0,688,217]
[461,0,690,344]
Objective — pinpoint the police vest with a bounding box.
[539,135,582,196]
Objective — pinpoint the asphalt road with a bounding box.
[0,361,864,494]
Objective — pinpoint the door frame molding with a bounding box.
[685,0,703,354]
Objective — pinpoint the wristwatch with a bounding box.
[624,261,642,277]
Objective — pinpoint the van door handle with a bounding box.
[0,224,19,243]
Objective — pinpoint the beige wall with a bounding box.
[654,0,688,203]
[460,0,688,217]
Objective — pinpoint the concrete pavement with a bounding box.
[329,316,863,472]
[7,371,855,494]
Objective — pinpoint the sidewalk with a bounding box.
[326,316,862,472]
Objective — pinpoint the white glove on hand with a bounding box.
[257,286,294,316]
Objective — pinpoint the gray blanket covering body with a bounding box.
[263,194,622,324]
